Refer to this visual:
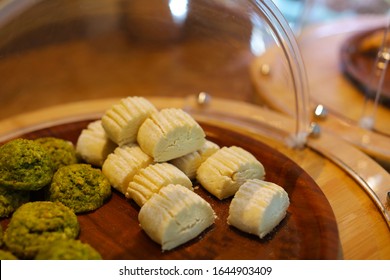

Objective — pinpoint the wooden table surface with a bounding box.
[251,15,390,164]
[0,1,389,259]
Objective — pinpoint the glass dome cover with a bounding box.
[0,0,389,253]
[0,0,311,147]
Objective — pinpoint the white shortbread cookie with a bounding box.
[228,179,290,238]
[125,162,193,207]
[102,144,153,194]
[138,184,216,251]
[137,108,206,162]
[170,140,220,180]
[196,146,265,200]
[101,96,158,146]
[76,120,117,167]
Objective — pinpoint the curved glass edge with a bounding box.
[0,0,312,150]
[253,0,311,148]
[359,16,390,130]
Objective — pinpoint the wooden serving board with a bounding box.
[0,118,339,260]
[340,26,390,104]
[0,97,389,259]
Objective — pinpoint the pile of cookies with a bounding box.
[77,96,290,251]
[0,95,290,257]
[0,137,108,259]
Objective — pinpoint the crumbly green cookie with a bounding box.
[0,186,30,218]
[35,239,102,260]
[3,201,79,259]
[0,249,18,260]
[0,138,54,191]
[48,164,111,213]
[34,137,78,170]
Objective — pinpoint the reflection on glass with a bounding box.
[169,0,188,24]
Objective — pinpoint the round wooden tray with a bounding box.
[0,118,339,260]
[340,26,390,106]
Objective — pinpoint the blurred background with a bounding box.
[0,0,389,123]
[274,0,390,33]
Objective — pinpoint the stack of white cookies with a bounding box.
[76,96,290,251]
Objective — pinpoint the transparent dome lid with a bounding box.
[0,0,311,147]
[1,0,390,240]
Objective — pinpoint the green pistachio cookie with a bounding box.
[0,186,30,218]
[0,249,18,260]
[34,137,78,171]
[35,239,102,260]
[48,164,111,213]
[0,138,54,191]
[3,201,79,259]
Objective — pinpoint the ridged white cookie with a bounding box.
[125,162,193,207]
[196,146,265,200]
[137,108,206,162]
[138,184,216,251]
[101,96,158,146]
[102,144,153,194]
[170,140,220,180]
[76,120,117,167]
[227,179,290,238]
